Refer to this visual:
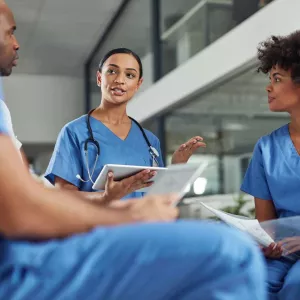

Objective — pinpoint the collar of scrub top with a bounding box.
[76,109,160,184]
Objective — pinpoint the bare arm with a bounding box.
[0,135,178,239]
[54,169,156,204]
[254,197,283,257]
[0,135,135,239]
[254,197,277,222]
[54,176,108,204]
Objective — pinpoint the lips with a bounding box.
[111,87,126,96]
[268,96,275,103]
[12,55,19,66]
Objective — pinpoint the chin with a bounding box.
[269,107,286,112]
[0,68,12,76]
[111,97,129,104]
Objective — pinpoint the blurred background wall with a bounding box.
[3,0,299,216]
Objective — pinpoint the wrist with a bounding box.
[126,201,144,223]
[171,157,178,164]
[89,191,112,204]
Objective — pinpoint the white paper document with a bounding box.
[200,202,275,247]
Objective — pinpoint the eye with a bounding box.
[274,77,281,82]
[126,73,135,79]
[107,69,116,74]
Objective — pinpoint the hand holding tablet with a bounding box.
[92,164,167,192]
[93,162,207,205]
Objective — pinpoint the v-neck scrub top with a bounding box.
[241,124,300,218]
[45,115,164,199]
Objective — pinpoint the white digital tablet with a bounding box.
[92,164,167,191]
[146,162,208,205]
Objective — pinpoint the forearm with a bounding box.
[64,188,110,204]
[0,136,134,239]
[54,177,111,204]
[1,184,133,239]
[255,198,277,222]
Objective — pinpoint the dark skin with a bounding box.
[255,66,300,258]
[0,1,179,239]
[0,2,18,75]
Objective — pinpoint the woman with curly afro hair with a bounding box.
[241,30,300,299]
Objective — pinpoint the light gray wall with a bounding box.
[3,74,84,143]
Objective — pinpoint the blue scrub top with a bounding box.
[45,115,164,199]
[0,78,8,135]
[0,101,9,134]
[241,124,300,218]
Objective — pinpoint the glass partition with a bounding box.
[86,0,276,108]
[158,66,288,197]
[160,0,275,76]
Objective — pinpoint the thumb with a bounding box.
[106,171,114,187]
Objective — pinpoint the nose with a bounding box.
[13,35,20,51]
[114,72,125,84]
[266,83,272,93]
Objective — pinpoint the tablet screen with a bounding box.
[146,163,207,201]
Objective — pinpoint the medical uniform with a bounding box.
[45,115,164,199]
[241,123,300,299]
[0,99,22,150]
[0,102,269,299]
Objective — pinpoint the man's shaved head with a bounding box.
[0,0,19,76]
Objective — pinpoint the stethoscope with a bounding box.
[76,108,160,184]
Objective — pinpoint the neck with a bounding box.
[289,111,300,134]
[95,99,129,125]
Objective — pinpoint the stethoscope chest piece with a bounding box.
[150,146,159,157]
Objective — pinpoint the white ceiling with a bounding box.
[7,0,121,76]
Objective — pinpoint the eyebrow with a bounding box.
[107,64,137,73]
[269,72,283,79]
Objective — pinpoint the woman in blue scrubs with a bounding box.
[241,30,300,299]
[45,48,206,201]
[0,3,268,299]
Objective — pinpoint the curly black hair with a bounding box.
[257,30,300,83]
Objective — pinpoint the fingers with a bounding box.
[106,171,114,185]
[122,170,156,186]
[280,237,300,255]
[263,243,283,258]
[283,245,300,255]
[179,136,206,152]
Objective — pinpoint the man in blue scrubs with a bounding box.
[0,1,267,299]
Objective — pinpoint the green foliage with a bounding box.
[209,194,255,220]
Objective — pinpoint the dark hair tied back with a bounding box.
[98,48,143,79]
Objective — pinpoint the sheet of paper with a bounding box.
[241,219,274,247]
[200,202,274,247]
[200,202,247,231]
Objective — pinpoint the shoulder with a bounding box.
[258,124,288,148]
[55,115,87,144]
[0,100,11,120]
[0,100,13,134]
[63,115,87,130]
[59,115,87,135]
[143,128,160,145]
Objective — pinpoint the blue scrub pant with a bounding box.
[266,257,300,299]
[0,221,266,300]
